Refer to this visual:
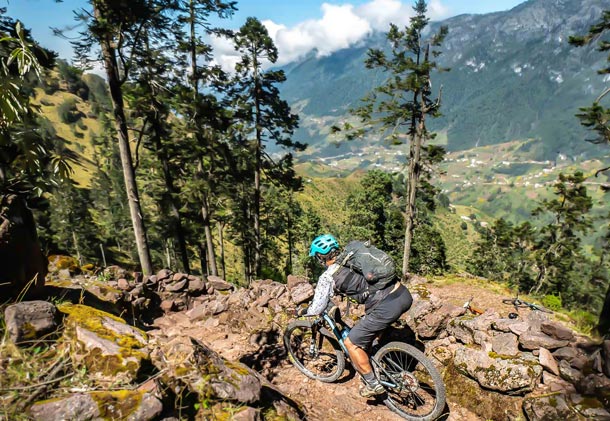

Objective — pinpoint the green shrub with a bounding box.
[568,309,598,335]
[542,294,562,311]
[42,78,59,95]
[57,98,82,124]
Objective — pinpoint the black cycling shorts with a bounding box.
[347,284,413,350]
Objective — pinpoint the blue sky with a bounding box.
[4,0,527,67]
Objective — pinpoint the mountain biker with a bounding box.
[300,234,413,398]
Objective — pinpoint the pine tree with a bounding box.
[89,114,136,265]
[347,0,448,279]
[569,8,610,334]
[229,17,305,281]
[530,172,593,302]
[68,0,180,274]
[171,0,236,276]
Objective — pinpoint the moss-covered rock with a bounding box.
[443,362,523,420]
[58,303,148,386]
[454,345,543,394]
[29,390,162,421]
[150,336,262,405]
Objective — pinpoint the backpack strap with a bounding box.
[339,250,355,267]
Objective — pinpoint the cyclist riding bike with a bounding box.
[299,234,413,398]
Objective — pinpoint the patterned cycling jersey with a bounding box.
[305,264,338,315]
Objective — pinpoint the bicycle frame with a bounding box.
[313,311,401,390]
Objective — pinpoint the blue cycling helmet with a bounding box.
[309,234,339,257]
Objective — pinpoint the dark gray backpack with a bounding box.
[336,240,396,289]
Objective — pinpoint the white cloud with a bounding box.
[209,33,241,72]
[357,0,411,30]
[211,0,451,71]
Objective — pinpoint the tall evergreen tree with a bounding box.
[229,17,305,281]
[569,9,610,334]
[68,0,181,275]
[171,0,236,276]
[347,0,448,279]
[89,113,136,265]
[127,27,192,272]
[530,172,593,301]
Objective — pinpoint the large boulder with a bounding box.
[0,195,47,296]
[519,331,569,351]
[150,336,262,404]
[29,390,162,421]
[58,304,149,386]
[4,300,59,344]
[454,346,543,394]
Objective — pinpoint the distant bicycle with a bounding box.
[283,306,446,421]
[502,295,553,313]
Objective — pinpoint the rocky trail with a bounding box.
[2,262,610,420]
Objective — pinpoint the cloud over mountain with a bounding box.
[211,0,451,70]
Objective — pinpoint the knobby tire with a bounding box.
[373,342,446,421]
[283,319,345,383]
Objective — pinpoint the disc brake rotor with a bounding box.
[399,371,420,393]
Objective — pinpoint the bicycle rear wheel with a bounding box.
[373,342,446,421]
[283,319,345,383]
[530,303,553,314]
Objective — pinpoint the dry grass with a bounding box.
[0,328,72,420]
[32,88,100,188]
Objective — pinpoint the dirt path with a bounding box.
[154,277,527,420]
[271,364,482,421]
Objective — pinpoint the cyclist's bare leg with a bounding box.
[344,337,373,374]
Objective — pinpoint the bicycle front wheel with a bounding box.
[283,319,345,383]
[373,342,446,421]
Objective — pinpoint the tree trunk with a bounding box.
[253,69,262,278]
[401,42,426,281]
[402,125,423,279]
[201,192,218,276]
[72,230,82,266]
[188,2,217,277]
[198,243,208,275]
[218,221,226,279]
[598,283,610,336]
[94,3,153,275]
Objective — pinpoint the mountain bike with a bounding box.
[283,306,446,421]
[502,295,553,313]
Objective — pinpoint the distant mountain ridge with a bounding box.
[280,0,610,163]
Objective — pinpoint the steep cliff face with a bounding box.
[280,0,610,160]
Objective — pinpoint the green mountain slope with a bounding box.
[280,0,610,162]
